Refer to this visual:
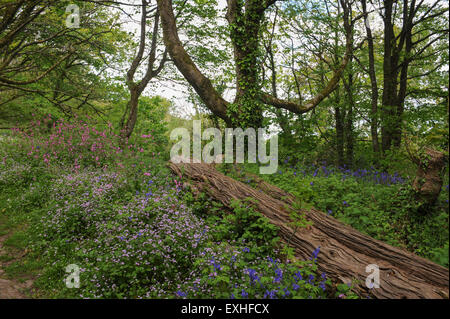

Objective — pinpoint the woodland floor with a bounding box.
[0,229,34,298]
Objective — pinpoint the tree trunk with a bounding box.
[156,0,354,123]
[343,61,354,167]
[120,3,167,139]
[362,0,380,155]
[335,102,345,167]
[168,161,449,299]
[381,0,398,153]
[121,88,139,139]
[412,148,446,214]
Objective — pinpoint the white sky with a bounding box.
[115,0,229,119]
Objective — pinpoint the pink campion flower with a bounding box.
[143,172,151,176]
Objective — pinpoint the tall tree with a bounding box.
[120,0,167,139]
[379,0,448,152]
[0,0,129,123]
[155,0,356,128]
[361,0,380,154]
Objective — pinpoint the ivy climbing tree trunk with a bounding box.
[334,89,345,167]
[156,0,356,129]
[225,0,269,128]
[343,60,355,168]
[411,148,446,214]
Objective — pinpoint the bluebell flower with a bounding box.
[273,268,283,283]
[311,246,321,259]
[247,268,259,283]
[264,290,277,299]
[319,281,326,291]
[210,257,221,271]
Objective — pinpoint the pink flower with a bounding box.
[144,172,151,176]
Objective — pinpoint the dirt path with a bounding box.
[0,235,33,299]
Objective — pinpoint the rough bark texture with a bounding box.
[156,0,230,123]
[412,148,446,213]
[120,2,167,139]
[361,0,380,154]
[169,162,449,299]
[156,0,354,122]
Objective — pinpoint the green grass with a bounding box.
[4,231,28,250]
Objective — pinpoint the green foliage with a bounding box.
[335,282,359,299]
[0,0,448,301]
[0,0,131,127]
[0,125,337,299]
[179,243,331,299]
[226,161,449,268]
[185,193,280,256]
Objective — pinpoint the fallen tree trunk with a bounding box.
[168,162,449,299]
